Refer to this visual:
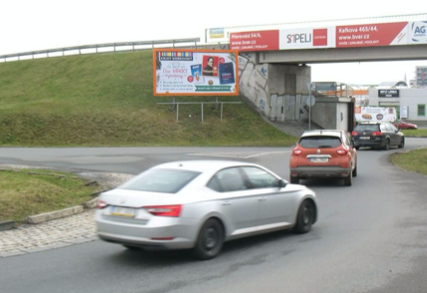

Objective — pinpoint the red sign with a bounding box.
[313,29,328,46]
[336,22,408,48]
[230,30,279,51]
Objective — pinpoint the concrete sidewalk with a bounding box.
[0,168,134,258]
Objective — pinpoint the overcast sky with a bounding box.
[1,0,427,85]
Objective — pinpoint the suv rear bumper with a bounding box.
[353,137,385,148]
[290,166,352,179]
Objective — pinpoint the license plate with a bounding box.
[111,206,136,218]
[360,136,370,140]
[310,158,328,163]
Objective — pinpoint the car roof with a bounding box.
[357,121,388,124]
[152,160,259,173]
[301,129,344,138]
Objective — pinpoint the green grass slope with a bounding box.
[0,50,295,146]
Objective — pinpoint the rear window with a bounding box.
[299,136,341,148]
[119,168,201,193]
[354,124,380,132]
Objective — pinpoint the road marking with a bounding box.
[188,150,291,159]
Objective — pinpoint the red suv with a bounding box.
[290,130,357,186]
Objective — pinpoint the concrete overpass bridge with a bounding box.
[205,13,427,131]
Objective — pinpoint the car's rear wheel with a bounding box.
[398,137,405,149]
[290,177,299,184]
[352,161,357,177]
[293,200,315,234]
[383,139,390,150]
[344,167,353,186]
[193,218,224,260]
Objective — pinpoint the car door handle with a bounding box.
[259,197,267,202]
[222,201,231,206]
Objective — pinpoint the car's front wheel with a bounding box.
[398,137,405,149]
[193,219,224,260]
[293,200,315,234]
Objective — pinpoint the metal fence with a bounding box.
[0,37,201,62]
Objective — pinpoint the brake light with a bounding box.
[336,149,348,156]
[372,131,382,136]
[292,149,303,156]
[97,200,108,209]
[143,205,182,217]
[351,131,358,136]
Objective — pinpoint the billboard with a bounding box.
[279,27,335,49]
[355,106,397,122]
[153,49,239,96]
[206,28,231,43]
[224,20,427,51]
[335,22,408,48]
[230,30,279,51]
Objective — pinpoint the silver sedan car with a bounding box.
[95,160,318,260]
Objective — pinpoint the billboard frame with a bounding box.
[153,48,240,97]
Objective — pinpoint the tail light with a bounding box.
[292,149,303,156]
[372,131,382,136]
[143,205,182,217]
[351,131,358,136]
[97,200,108,209]
[336,149,348,156]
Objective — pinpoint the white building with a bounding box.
[369,88,427,121]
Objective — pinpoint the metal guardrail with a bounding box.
[0,37,201,62]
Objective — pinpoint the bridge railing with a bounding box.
[0,37,202,62]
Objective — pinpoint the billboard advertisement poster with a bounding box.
[206,28,231,43]
[336,22,408,48]
[355,107,397,122]
[230,30,279,51]
[153,49,239,96]
[409,21,427,44]
[279,27,335,49]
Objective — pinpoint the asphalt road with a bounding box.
[0,139,426,293]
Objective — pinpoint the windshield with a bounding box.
[299,136,341,148]
[354,124,379,132]
[119,168,201,193]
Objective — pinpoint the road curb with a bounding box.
[27,205,85,224]
[0,220,16,231]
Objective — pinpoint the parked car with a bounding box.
[352,121,405,150]
[394,120,418,130]
[95,160,318,260]
[290,129,357,186]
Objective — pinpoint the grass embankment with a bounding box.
[401,129,427,137]
[390,148,427,176]
[0,169,98,223]
[0,50,295,147]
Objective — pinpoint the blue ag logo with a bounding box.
[411,22,427,42]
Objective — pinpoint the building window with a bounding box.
[418,104,426,116]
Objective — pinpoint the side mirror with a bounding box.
[278,179,287,188]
